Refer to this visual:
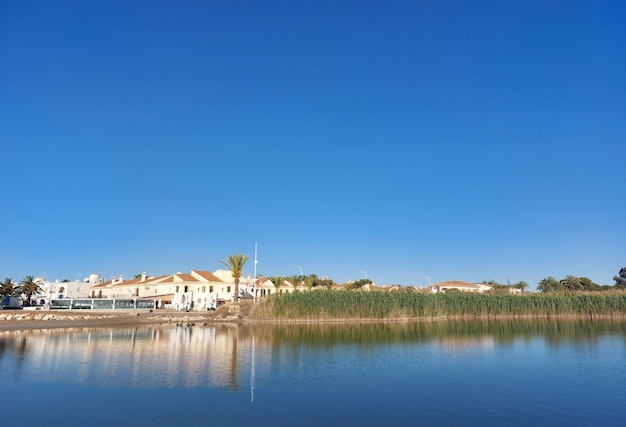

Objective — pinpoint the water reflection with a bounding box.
[0,319,624,390]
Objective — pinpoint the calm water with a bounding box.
[1,319,625,427]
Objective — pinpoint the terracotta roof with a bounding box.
[192,270,224,282]
[111,277,143,287]
[175,273,200,282]
[91,281,111,289]
[144,275,170,284]
[257,278,273,286]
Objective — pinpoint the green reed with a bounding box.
[250,290,626,320]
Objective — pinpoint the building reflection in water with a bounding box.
[0,319,620,390]
[0,325,254,390]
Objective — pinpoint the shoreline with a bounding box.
[2,305,625,332]
[0,302,253,331]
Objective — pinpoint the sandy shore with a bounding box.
[0,302,253,331]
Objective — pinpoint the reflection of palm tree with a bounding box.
[220,254,249,303]
[227,328,240,391]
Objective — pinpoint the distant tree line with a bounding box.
[537,267,626,292]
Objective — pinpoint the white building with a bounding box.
[430,281,493,294]
[34,274,102,304]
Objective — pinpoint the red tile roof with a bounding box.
[175,273,200,282]
[192,270,224,282]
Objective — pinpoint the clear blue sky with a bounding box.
[1,1,624,289]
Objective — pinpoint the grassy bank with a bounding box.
[250,290,626,320]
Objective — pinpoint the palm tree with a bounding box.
[220,254,249,303]
[19,275,42,306]
[1,277,16,297]
[537,276,562,293]
[304,276,314,291]
[289,274,301,292]
[560,275,583,291]
[270,276,283,294]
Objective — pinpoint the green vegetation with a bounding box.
[19,276,43,306]
[220,253,249,302]
[288,274,301,292]
[270,275,283,292]
[1,278,16,297]
[614,267,626,289]
[251,289,626,320]
[345,278,373,290]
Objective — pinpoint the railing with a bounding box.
[50,298,156,310]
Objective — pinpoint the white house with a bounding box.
[37,275,100,302]
[430,281,493,294]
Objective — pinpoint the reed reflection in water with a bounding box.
[1,319,624,389]
[0,319,624,427]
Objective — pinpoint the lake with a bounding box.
[1,319,625,426]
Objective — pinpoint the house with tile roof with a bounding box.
[429,281,493,294]
[167,270,230,310]
[89,269,245,310]
[90,273,172,301]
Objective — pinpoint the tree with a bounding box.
[1,277,16,297]
[289,274,301,292]
[220,254,249,303]
[579,277,601,291]
[486,284,510,294]
[270,276,283,294]
[345,278,372,290]
[614,267,626,289]
[537,276,563,293]
[313,278,335,289]
[19,275,43,306]
[560,275,583,291]
[514,281,529,293]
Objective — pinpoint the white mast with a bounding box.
[253,242,258,301]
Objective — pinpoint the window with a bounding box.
[201,286,206,293]
[176,286,179,293]
[210,286,214,292]
[227,286,231,293]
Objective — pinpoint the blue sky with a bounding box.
[1,1,624,289]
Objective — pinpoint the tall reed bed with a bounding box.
[250,290,626,320]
